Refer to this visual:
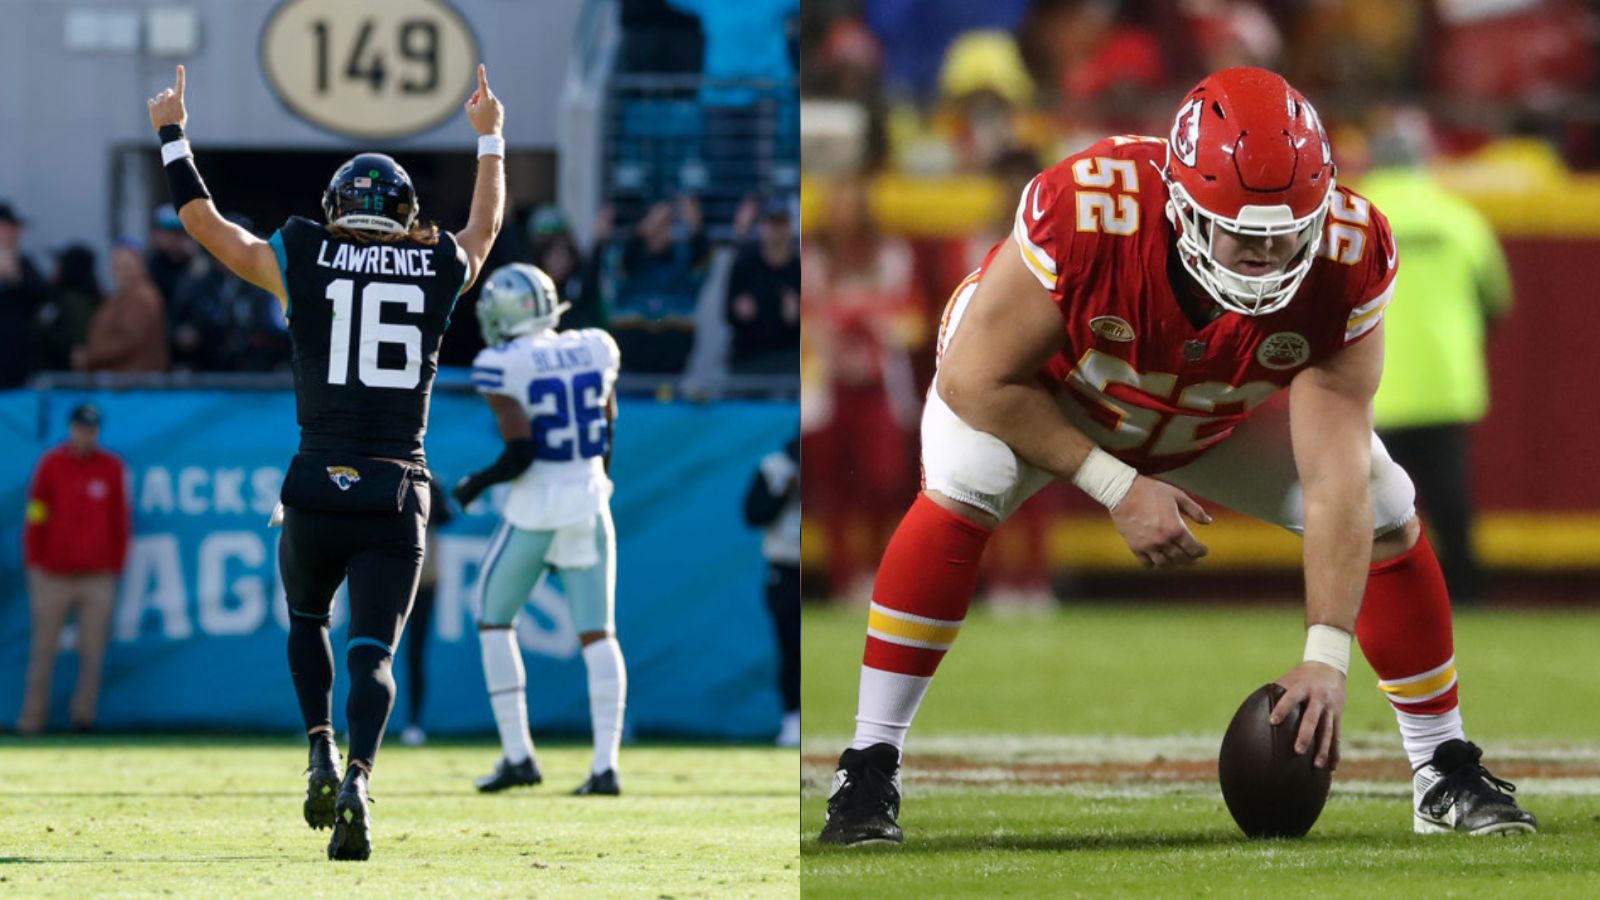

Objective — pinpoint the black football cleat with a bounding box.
[572,769,621,796]
[303,734,342,830]
[818,743,904,846]
[474,756,543,793]
[1413,739,1538,835]
[327,768,373,861]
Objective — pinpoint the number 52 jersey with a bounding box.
[947,135,1397,474]
[471,329,622,531]
[271,216,471,464]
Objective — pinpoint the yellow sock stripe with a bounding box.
[1379,664,1458,701]
[867,606,962,649]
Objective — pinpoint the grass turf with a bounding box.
[801,602,1600,897]
[0,737,797,898]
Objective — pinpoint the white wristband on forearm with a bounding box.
[477,134,505,159]
[1303,624,1352,675]
[1071,446,1138,510]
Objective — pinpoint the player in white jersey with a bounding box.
[453,263,627,796]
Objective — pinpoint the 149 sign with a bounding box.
[261,0,478,140]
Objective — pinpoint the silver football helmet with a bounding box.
[476,263,570,346]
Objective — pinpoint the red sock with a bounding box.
[1355,530,1459,715]
[862,495,991,677]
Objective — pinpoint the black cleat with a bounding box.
[572,769,621,796]
[1413,739,1539,835]
[819,743,904,846]
[475,756,543,793]
[327,768,373,861]
[303,735,342,830]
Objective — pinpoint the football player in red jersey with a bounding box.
[819,68,1538,846]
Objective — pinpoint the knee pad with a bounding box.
[920,388,1028,520]
[1370,433,1418,537]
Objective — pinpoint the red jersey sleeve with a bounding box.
[1332,188,1397,346]
[1012,136,1164,301]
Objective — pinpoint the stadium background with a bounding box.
[0,0,800,740]
[798,0,1600,601]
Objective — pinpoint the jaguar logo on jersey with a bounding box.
[326,466,362,491]
[1257,332,1311,370]
[1172,98,1202,167]
[1089,316,1135,342]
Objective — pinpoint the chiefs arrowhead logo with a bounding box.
[1172,98,1202,167]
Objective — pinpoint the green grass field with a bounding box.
[802,602,1600,897]
[0,738,797,898]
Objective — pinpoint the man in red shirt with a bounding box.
[18,403,130,734]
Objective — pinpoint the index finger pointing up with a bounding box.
[175,64,186,97]
[477,63,489,93]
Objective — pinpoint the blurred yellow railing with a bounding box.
[802,511,1600,571]
[801,139,1600,239]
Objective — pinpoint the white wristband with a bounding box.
[1071,446,1138,510]
[477,134,505,159]
[1303,624,1352,675]
[161,139,193,166]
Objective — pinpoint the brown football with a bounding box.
[1218,682,1332,838]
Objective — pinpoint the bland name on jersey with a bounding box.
[315,241,439,277]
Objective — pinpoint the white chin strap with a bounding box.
[1167,181,1329,317]
[331,213,406,234]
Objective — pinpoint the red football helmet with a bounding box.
[1163,68,1335,316]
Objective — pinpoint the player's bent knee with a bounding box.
[921,390,1025,521]
[923,490,999,530]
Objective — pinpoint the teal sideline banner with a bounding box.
[0,388,795,739]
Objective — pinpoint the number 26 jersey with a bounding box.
[471,328,622,530]
[271,216,470,464]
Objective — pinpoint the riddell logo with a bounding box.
[1172,98,1202,167]
[1090,316,1135,342]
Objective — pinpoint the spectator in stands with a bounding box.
[801,178,923,602]
[742,433,801,747]
[528,203,607,330]
[168,215,288,372]
[0,201,46,388]
[863,0,1030,98]
[934,30,1049,173]
[725,194,800,375]
[144,203,195,307]
[1360,108,1514,607]
[805,17,890,172]
[72,240,169,374]
[667,0,802,200]
[612,195,710,374]
[35,245,103,372]
[17,403,130,734]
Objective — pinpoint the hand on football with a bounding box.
[147,64,188,132]
[1109,475,1211,567]
[1273,661,1345,769]
[464,64,503,136]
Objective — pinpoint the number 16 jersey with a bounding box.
[270,216,470,464]
[471,328,622,531]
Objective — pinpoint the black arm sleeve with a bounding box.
[743,467,791,528]
[453,439,538,507]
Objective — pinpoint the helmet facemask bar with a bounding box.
[1166,166,1332,317]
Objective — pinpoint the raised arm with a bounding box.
[938,236,1211,565]
[1273,322,1387,769]
[146,66,285,308]
[456,64,506,292]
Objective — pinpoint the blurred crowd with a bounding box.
[0,192,799,389]
[802,0,1600,177]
